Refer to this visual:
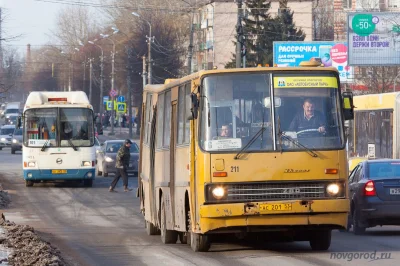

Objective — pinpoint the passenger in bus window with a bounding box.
[288,98,326,135]
[220,124,232,138]
[76,122,88,140]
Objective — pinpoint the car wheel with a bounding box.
[353,209,366,235]
[97,166,102,176]
[11,149,15,154]
[0,147,2,150]
[103,163,108,177]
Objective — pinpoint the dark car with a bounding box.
[96,140,139,177]
[11,127,23,154]
[345,159,400,234]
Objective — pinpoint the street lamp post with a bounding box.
[100,34,117,135]
[88,41,104,114]
[132,12,153,84]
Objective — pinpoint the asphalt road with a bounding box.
[0,144,399,266]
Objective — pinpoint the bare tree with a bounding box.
[313,0,334,41]
[356,66,400,94]
[0,46,23,101]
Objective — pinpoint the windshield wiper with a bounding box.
[41,140,49,152]
[68,139,78,151]
[234,127,266,160]
[277,131,318,158]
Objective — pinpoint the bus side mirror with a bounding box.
[188,93,199,120]
[17,116,22,129]
[342,91,354,121]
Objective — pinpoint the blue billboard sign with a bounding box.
[273,42,353,83]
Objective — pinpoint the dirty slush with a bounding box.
[0,184,68,266]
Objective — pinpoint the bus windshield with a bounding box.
[200,72,344,152]
[24,108,95,148]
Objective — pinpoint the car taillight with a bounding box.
[364,180,376,196]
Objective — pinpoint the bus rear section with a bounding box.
[22,91,96,187]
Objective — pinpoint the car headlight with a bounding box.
[12,139,18,143]
[105,156,114,162]
[326,183,340,196]
[212,187,226,199]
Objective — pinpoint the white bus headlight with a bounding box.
[105,156,114,162]
[212,187,226,199]
[82,161,91,166]
[326,183,340,196]
[28,162,36,167]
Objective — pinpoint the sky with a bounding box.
[0,0,63,55]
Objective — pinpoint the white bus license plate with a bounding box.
[390,188,400,195]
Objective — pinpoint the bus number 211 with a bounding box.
[231,166,239,172]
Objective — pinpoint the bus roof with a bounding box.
[24,91,92,109]
[354,92,400,110]
[143,66,340,93]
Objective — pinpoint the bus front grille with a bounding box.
[226,182,326,202]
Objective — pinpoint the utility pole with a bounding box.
[126,46,133,138]
[99,53,104,114]
[187,12,194,75]
[147,32,153,84]
[82,59,86,99]
[110,41,116,135]
[236,0,243,68]
[89,58,93,104]
[142,56,147,88]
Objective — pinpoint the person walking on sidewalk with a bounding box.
[109,139,134,192]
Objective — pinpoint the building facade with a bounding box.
[191,0,313,71]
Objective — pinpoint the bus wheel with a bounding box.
[25,180,34,187]
[179,232,188,244]
[160,198,178,244]
[145,221,159,235]
[309,230,331,251]
[84,180,93,187]
[190,232,210,252]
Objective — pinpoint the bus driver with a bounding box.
[288,98,326,134]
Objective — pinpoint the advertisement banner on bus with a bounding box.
[347,12,400,65]
[273,42,353,83]
[273,76,338,88]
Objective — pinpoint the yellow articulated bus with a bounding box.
[348,92,399,163]
[138,61,354,252]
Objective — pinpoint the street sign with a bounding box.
[105,101,117,111]
[117,102,126,113]
[109,89,117,98]
[103,96,110,104]
[117,95,125,102]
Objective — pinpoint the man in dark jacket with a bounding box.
[109,139,134,192]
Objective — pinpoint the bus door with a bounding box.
[170,101,177,226]
[149,106,157,224]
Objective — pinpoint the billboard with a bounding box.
[348,12,400,65]
[273,42,353,83]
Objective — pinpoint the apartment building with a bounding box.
[190,0,313,71]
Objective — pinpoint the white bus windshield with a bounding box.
[200,73,344,152]
[24,108,94,148]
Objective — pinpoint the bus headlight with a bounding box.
[105,156,114,162]
[28,162,36,167]
[326,183,340,196]
[82,161,91,166]
[212,187,226,200]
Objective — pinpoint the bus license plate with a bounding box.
[259,203,292,212]
[390,188,400,195]
[52,170,67,174]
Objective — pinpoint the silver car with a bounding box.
[11,127,23,154]
[0,125,16,150]
[96,140,139,177]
